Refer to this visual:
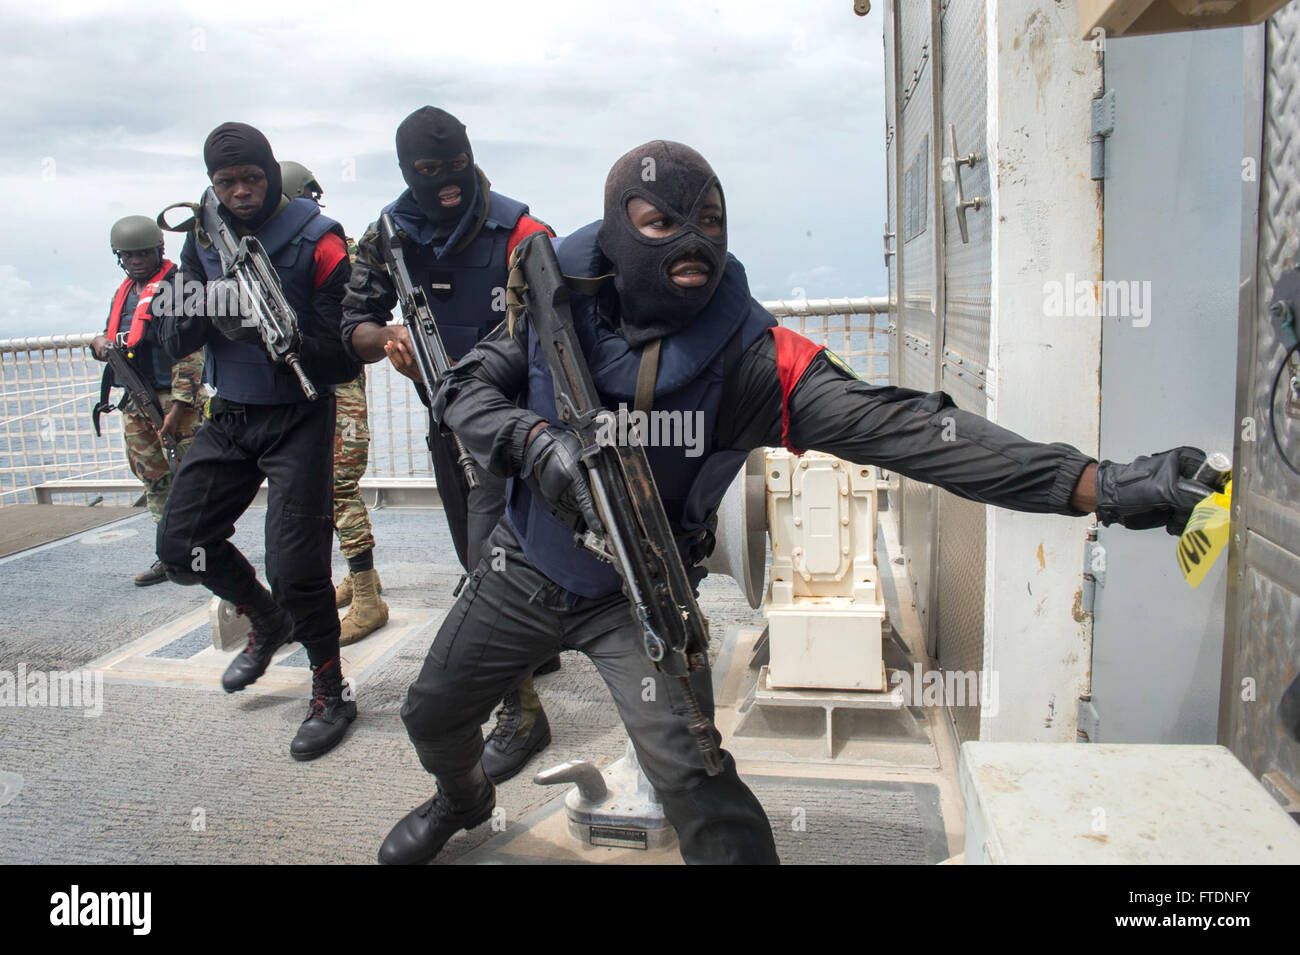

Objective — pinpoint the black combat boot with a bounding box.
[481,676,551,785]
[133,560,168,587]
[290,657,357,761]
[378,764,495,865]
[220,597,293,693]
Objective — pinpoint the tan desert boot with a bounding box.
[339,569,389,646]
[335,570,383,609]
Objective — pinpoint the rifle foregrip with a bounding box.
[455,437,480,490]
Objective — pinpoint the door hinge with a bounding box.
[1090,89,1116,181]
[1081,528,1105,614]
[1077,696,1100,742]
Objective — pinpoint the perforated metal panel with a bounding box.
[1223,4,1300,791]
[884,0,901,395]
[884,4,899,323]
[938,0,992,378]
[935,482,988,743]
[936,365,991,744]
[933,0,992,744]
[899,2,936,372]
[896,0,938,634]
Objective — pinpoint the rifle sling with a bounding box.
[91,363,116,436]
[634,339,661,416]
[156,201,199,235]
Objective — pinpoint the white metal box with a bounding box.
[764,450,886,691]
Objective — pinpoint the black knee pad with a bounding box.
[400,688,463,744]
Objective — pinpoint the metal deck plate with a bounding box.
[88,606,439,697]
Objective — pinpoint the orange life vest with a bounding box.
[105,260,175,352]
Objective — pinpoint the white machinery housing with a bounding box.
[765,449,887,692]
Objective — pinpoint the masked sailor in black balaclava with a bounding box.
[341,107,559,786]
[377,138,1220,866]
[155,121,362,762]
[595,140,729,344]
[395,107,482,237]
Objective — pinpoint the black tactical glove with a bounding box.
[1095,446,1218,536]
[206,278,262,345]
[522,426,603,534]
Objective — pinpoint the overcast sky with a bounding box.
[0,0,887,339]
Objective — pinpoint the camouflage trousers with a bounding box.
[124,392,202,522]
[333,370,375,559]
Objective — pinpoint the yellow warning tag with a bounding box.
[1177,479,1231,589]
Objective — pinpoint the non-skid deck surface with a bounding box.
[0,504,766,864]
[457,775,947,865]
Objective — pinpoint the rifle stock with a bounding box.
[513,232,723,776]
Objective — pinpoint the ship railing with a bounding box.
[0,298,891,507]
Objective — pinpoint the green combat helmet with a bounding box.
[281,160,324,204]
[110,215,165,253]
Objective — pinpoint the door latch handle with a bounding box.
[948,123,986,244]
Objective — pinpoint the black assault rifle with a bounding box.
[379,213,479,489]
[511,232,723,776]
[92,342,179,469]
[194,187,317,400]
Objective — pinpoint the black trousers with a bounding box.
[427,420,507,573]
[400,519,779,864]
[157,396,340,663]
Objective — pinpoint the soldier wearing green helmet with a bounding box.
[281,160,324,206]
[280,160,389,646]
[92,215,205,585]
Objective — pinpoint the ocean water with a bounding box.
[0,324,889,506]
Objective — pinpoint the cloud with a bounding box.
[0,0,887,337]
[0,264,105,339]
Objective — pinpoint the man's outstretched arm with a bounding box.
[721,330,1207,532]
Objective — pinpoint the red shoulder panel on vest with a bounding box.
[312,232,348,288]
[506,216,556,260]
[770,326,824,455]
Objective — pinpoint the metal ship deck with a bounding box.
[0,496,964,865]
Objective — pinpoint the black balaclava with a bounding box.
[395,107,479,227]
[596,140,727,345]
[203,122,283,230]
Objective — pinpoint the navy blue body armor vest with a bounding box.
[505,221,776,599]
[194,198,344,405]
[382,189,528,360]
